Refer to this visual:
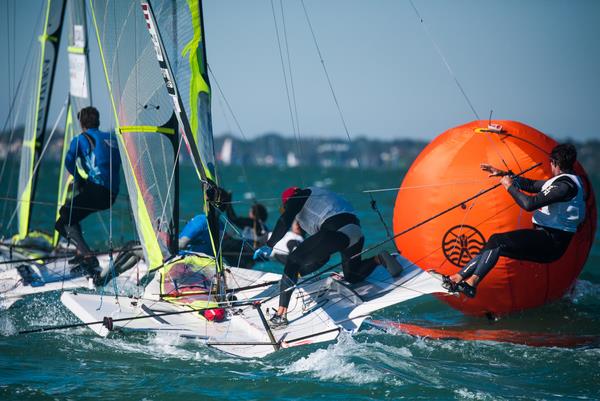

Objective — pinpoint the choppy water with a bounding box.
[1,165,599,400]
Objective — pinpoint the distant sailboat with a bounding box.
[219,137,233,166]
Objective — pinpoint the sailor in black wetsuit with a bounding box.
[254,186,379,328]
[217,190,269,268]
[445,144,586,298]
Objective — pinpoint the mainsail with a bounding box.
[16,0,66,240]
[88,0,219,273]
[54,0,92,246]
[140,0,224,279]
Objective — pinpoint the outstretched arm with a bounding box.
[512,176,546,194]
[503,176,577,212]
[482,163,545,193]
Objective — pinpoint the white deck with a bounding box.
[1,252,147,309]
[60,255,448,358]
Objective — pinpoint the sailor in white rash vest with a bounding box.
[253,186,381,328]
[444,143,586,298]
[269,219,304,264]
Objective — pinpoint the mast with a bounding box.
[16,0,67,240]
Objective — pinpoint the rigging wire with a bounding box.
[257,162,541,306]
[300,0,354,154]
[298,1,393,235]
[15,167,537,337]
[207,65,256,198]
[5,100,69,232]
[279,1,302,147]
[407,1,518,175]
[407,0,480,121]
[0,3,45,183]
[5,0,12,109]
[270,0,306,187]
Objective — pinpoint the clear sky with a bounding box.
[2,0,600,141]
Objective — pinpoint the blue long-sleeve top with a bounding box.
[65,128,121,193]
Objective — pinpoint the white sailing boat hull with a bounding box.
[60,255,448,358]
[0,254,147,309]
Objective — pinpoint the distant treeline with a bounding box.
[1,127,599,174]
[213,133,426,169]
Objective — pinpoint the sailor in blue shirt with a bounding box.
[179,214,215,256]
[55,107,121,273]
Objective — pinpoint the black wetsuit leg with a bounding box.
[341,237,378,283]
[55,181,116,254]
[278,213,377,308]
[279,229,347,308]
[458,227,573,283]
[457,253,482,279]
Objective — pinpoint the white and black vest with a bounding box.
[532,174,585,232]
[295,187,355,235]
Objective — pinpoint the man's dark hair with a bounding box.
[550,143,577,171]
[252,203,268,222]
[77,106,100,129]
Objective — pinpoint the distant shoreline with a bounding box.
[1,128,598,174]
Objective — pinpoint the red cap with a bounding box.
[281,186,299,205]
[203,308,225,322]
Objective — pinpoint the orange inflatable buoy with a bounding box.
[393,120,597,316]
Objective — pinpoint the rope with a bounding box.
[369,193,391,237]
[258,162,541,305]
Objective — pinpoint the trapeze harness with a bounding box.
[458,173,586,282]
[268,187,378,309]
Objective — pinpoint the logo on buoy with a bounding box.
[442,225,485,267]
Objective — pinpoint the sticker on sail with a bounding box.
[68,53,88,99]
[73,24,85,48]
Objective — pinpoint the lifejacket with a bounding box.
[74,128,120,193]
[532,174,586,232]
[295,187,355,235]
[271,230,304,258]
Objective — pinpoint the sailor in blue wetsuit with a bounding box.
[55,107,121,272]
[444,143,586,298]
[178,214,215,256]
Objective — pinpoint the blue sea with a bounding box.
[1,164,599,400]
